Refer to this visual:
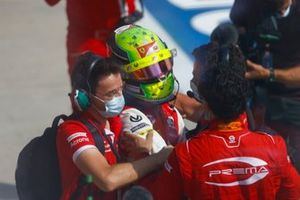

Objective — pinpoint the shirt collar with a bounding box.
[208,113,249,132]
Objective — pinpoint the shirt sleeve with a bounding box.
[151,150,185,200]
[275,136,300,199]
[57,121,97,162]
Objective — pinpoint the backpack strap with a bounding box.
[70,117,121,200]
[52,114,68,128]
[70,118,105,200]
[80,118,120,161]
[80,118,105,154]
[100,127,121,162]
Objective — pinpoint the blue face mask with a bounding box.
[94,95,125,118]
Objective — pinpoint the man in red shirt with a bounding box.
[44,0,143,77]
[152,42,300,200]
[56,52,172,200]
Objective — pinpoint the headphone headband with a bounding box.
[73,53,102,111]
[86,56,102,94]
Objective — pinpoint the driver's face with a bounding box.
[278,0,293,16]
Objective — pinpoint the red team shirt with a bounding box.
[153,113,300,200]
[111,104,185,193]
[56,113,121,200]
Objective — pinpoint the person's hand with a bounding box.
[245,60,270,80]
[119,130,153,159]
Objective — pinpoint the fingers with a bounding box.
[119,132,136,151]
[145,130,153,141]
[246,59,268,79]
[246,60,257,70]
[122,131,137,140]
[245,71,252,79]
[120,130,153,156]
[246,59,253,66]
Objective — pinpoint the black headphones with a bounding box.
[73,55,101,111]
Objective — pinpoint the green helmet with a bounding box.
[108,24,177,103]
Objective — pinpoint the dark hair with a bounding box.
[193,42,250,122]
[71,52,122,95]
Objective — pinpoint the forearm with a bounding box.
[76,147,172,192]
[246,60,300,87]
[105,151,168,190]
[273,65,300,87]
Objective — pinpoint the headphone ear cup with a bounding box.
[74,89,91,111]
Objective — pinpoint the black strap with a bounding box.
[70,175,86,200]
[81,119,121,161]
[70,119,105,200]
[70,117,121,200]
[80,119,105,154]
[101,129,121,162]
[51,114,68,128]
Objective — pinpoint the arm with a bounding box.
[173,93,204,122]
[60,121,173,192]
[75,145,173,192]
[246,60,300,87]
[44,0,60,6]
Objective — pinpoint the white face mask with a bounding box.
[93,95,125,118]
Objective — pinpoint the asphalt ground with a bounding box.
[0,1,196,199]
[0,1,69,199]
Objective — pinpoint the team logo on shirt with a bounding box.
[203,157,269,186]
[67,132,89,147]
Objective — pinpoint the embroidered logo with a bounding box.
[130,114,142,122]
[203,157,269,186]
[228,135,236,144]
